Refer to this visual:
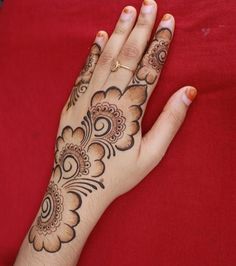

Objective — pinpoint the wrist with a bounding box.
[15,170,112,266]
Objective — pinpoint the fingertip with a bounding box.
[96,30,109,40]
[123,5,137,13]
[181,86,198,106]
[158,13,175,33]
[143,0,157,6]
[95,30,109,48]
[186,86,198,101]
[162,13,174,21]
[120,6,137,21]
[141,0,158,13]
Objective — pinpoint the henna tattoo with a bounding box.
[29,25,172,253]
[67,43,101,110]
[133,27,172,85]
[29,84,147,252]
[29,167,81,253]
[90,85,147,151]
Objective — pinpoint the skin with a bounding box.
[15,0,197,265]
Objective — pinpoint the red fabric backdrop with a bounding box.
[0,0,235,265]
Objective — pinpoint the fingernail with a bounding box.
[162,13,172,21]
[96,31,104,38]
[120,7,133,21]
[182,87,198,106]
[95,31,104,43]
[141,0,155,14]
[159,13,174,31]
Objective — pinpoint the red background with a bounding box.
[0,0,235,265]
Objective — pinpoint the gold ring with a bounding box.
[111,60,134,73]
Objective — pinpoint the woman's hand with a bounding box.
[16,0,197,265]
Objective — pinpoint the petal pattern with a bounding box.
[135,27,172,85]
[90,85,147,151]
[29,83,148,252]
[28,169,81,252]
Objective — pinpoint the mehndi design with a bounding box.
[133,28,172,84]
[28,27,171,253]
[67,43,101,109]
[29,84,147,252]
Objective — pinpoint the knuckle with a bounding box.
[136,16,150,27]
[120,43,140,59]
[136,20,148,27]
[114,25,127,35]
[98,51,114,66]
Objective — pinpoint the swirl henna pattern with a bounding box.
[133,27,172,85]
[28,84,148,252]
[67,43,101,110]
[29,167,82,253]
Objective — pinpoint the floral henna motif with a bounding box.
[55,126,105,178]
[90,102,126,144]
[29,84,147,252]
[29,167,81,252]
[67,43,101,109]
[90,85,147,151]
[134,27,172,85]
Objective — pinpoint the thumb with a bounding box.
[139,86,197,172]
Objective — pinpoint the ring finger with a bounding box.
[88,6,137,91]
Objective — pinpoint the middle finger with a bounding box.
[104,0,158,90]
[89,6,137,91]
